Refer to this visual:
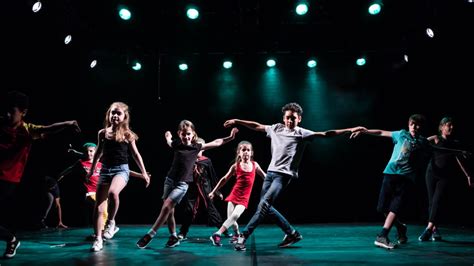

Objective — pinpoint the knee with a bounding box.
[258,200,271,214]
[108,191,120,201]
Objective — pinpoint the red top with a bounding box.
[0,122,43,183]
[225,161,256,208]
[81,160,102,193]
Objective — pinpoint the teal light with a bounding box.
[296,4,308,15]
[119,8,132,20]
[266,59,276,68]
[179,63,188,71]
[186,8,199,20]
[132,62,141,71]
[307,59,317,68]
[223,61,233,69]
[368,3,381,15]
[356,58,366,66]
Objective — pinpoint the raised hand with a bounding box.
[224,119,236,128]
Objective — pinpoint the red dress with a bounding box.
[225,161,256,208]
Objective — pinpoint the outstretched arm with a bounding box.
[455,156,473,187]
[38,120,81,136]
[224,119,268,132]
[201,128,239,150]
[130,170,152,187]
[56,161,79,182]
[209,165,235,200]
[307,126,367,140]
[350,129,392,139]
[129,140,151,188]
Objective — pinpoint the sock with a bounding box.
[379,228,389,237]
[171,232,177,237]
[147,229,157,238]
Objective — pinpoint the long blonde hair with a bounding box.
[104,102,138,142]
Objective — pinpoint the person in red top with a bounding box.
[0,90,80,259]
[208,141,266,246]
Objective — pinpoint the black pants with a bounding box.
[425,169,449,224]
[0,180,18,241]
[179,185,223,236]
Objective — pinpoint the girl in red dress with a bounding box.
[208,141,266,246]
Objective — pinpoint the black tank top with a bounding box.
[101,138,129,166]
[428,137,460,176]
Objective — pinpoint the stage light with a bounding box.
[295,3,309,16]
[119,8,132,20]
[223,61,233,69]
[64,35,72,45]
[307,59,317,68]
[90,60,97,68]
[32,1,42,13]
[404,55,408,62]
[426,28,434,38]
[356,58,366,66]
[132,62,142,71]
[179,63,188,71]
[186,8,199,20]
[368,3,382,15]
[266,59,276,68]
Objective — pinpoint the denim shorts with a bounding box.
[162,177,189,204]
[98,164,130,185]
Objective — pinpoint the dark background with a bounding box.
[3,0,473,228]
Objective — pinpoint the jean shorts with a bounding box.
[162,177,189,204]
[98,164,130,185]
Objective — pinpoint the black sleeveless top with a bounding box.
[101,138,129,166]
[427,137,461,177]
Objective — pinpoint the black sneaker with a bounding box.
[177,232,187,241]
[137,234,153,249]
[210,233,222,246]
[278,231,303,248]
[234,234,246,251]
[396,223,408,244]
[374,235,397,250]
[165,235,180,248]
[431,228,442,241]
[4,238,21,259]
[418,228,433,242]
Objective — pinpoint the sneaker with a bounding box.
[374,235,397,250]
[4,238,20,259]
[418,228,433,242]
[431,228,442,241]
[229,234,239,244]
[396,223,408,244]
[90,238,103,252]
[165,235,180,248]
[177,232,187,241]
[234,234,246,251]
[278,231,303,248]
[103,223,119,240]
[137,234,153,249]
[210,234,222,246]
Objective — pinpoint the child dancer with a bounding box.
[136,120,238,249]
[87,102,150,252]
[208,141,266,246]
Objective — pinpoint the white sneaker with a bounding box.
[103,223,120,240]
[90,239,103,252]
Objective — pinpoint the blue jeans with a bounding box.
[243,171,294,237]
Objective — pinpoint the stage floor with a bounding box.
[4,224,474,265]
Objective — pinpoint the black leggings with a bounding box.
[425,169,449,224]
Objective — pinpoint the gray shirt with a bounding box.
[265,123,315,178]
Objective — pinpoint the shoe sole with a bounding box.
[374,241,395,250]
[4,241,21,258]
[103,227,120,240]
[279,236,303,248]
[234,247,246,251]
[166,241,180,248]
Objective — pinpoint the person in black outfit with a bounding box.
[418,117,472,241]
[177,138,227,240]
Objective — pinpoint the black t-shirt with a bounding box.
[167,140,202,183]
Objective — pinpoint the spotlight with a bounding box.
[32,1,42,13]
[64,35,72,45]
